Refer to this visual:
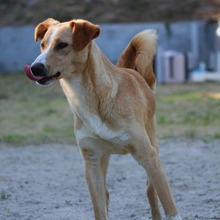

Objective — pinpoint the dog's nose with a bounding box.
[31,63,47,77]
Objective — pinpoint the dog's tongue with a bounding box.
[24,65,44,81]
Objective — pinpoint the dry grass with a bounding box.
[0,73,74,145]
[156,82,220,140]
[0,73,220,145]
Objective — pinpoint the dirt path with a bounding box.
[0,139,220,220]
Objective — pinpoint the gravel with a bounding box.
[0,138,220,220]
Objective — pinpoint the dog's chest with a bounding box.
[60,78,130,145]
[76,111,130,145]
[74,98,130,144]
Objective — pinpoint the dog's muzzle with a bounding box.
[24,64,61,86]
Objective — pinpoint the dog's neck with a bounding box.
[59,41,118,118]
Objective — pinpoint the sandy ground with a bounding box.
[0,139,220,220]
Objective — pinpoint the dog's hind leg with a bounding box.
[100,154,110,213]
[147,178,162,220]
[145,119,162,220]
[126,132,180,220]
[80,140,108,220]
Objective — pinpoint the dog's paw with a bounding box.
[166,215,182,220]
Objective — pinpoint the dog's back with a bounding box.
[117,30,157,91]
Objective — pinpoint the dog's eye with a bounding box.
[55,42,68,51]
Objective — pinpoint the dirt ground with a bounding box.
[0,138,220,220]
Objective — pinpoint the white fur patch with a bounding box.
[31,27,58,66]
[166,215,182,220]
[76,114,130,144]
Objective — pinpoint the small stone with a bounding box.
[131,213,136,218]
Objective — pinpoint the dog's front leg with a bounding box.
[81,146,108,220]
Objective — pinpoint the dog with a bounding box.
[25,18,181,220]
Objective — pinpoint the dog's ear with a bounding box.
[69,20,100,51]
[35,18,59,42]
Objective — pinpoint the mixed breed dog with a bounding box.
[24,18,182,220]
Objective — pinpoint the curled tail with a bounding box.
[117,30,157,90]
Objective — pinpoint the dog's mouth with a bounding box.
[24,65,61,85]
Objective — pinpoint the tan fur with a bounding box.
[69,20,100,51]
[33,18,180,220]
[35,18,60,42]
[117,30,157,90]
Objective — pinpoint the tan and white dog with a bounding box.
[25,18,181,220]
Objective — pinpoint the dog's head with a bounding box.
[25,18,100,85]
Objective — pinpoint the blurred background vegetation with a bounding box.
[0,0,220,26]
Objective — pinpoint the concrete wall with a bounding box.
[0,21,214,73]
[0,26,40,72]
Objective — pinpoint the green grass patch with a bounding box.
[0,190,10,200]
[1,134,26,144]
